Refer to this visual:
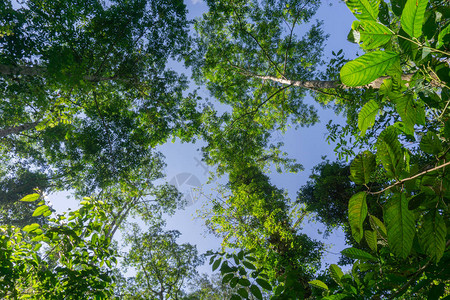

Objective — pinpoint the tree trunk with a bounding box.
[252,74,414,90]
[0,121,40,138]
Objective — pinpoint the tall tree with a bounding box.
[117,222,203,300]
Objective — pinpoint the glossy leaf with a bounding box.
[341,247,377,261]
[376,126,404,179]
[364,230,377,252]
[340,51,399,87]
[243,261,256,270]
[350,151,376,184]
[437,24,450,48]
[395,94,424,133]
[345,0,380,21]
[32,205,50,217]
[212,258,222,271]
[384,193,415,258]
[250,284,263,300]
[256,278,272,291]
[420,131,442,155]
[369,215,387,238]
[418,210,447,262]
[309,279,329,290]
[22,223,41,232]
[237,288,248,298]
[20,193,40,202]
[239,278,251,287]
[358,100,380,135]
[329,264,344,286]
[401,0,429,38]
[353,20,393,49]
[348,191,368,243]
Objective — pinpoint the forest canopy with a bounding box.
[0,0,449,299]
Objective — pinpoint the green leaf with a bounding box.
[250,284,263,300]
[212,258,222,271]
[408,193,427,210]
[230,295,241,300]
[353,20,393,49]
[437,24,450,49]
[376,126,404,178]
[243,261,256,270]
[237,288,248,298]
[394,94,424,132]
[401,0,429,38]
[329,264,344,286]
[20,193,40,202]
[256,278,272,291]
[230,277,239,288]
[340,51,399,87]
[348,192,368,243]
[364,230,378,252]
[32,205,50,217]
[418,210,447,262]
[323,295,350,300]
[384,193,415,258]
[369,215,387,238]
[350,151,376,184]
[420,131,442,155]
[222,273,234,284]
[23,223,40,233]
[341,247,377,261]
[239,278,251,287]
[358,100,380,135]
[309,279,329,290]
[345,0,380,21]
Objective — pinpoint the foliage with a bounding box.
[0,0,200,197]
[0,195,116,299]
[115,221,202,299]
[308,0,450,299]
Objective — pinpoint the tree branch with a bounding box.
[369,160,450,195]
[0,121,41,138]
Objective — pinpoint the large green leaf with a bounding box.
[309,280,329,290]
[395,94,425,133]
[250,284,263,300]
[341,247,377,261]
[353,20,393,50]
[364,230,378,252]
[345,0,380,21]
[358,100,379,135]
[376,126,404,179]
[401,0,429,38]
[340,51,399,87]
[437,24,450,49]
[22,223,41,233]
[32,205,51,217]
[418,210,447,263]
[348,192,368,243]
[369,215,387,238]
[20,193,40,202]
[329,264,344,286]
[350,151,376,184]
[420,131,442,155]
[384,193,415,258]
